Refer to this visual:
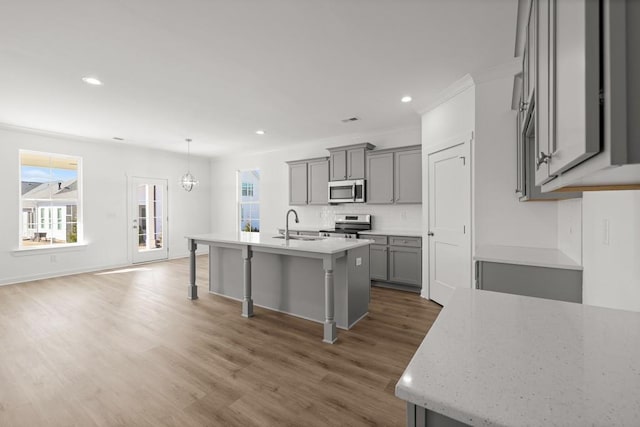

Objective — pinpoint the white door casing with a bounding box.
[427,139,472,306]
[130,177,169,263]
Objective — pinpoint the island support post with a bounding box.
[188,238,198,300]
[322,256,337,344]
[242,246,254,317]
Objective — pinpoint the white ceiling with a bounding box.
[0,0,517,157]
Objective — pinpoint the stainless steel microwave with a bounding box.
[328,179,366,203]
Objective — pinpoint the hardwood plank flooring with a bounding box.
[0,256,441,426]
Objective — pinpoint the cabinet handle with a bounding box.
[427,232,434,236]
[536,152,552,170]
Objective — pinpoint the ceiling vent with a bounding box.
[341,117,359,123]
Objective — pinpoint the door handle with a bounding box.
[427,232,434,236]
[536,152,552,170]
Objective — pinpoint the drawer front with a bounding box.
[389,236,421,248]
[362,235,388,245]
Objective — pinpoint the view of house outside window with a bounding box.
[238,170,260,232]
[19,151,82,247]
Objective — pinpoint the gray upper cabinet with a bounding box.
[367,146,422,205]
[347,148,365,179]
[515,0,640,192]
[547,0,600,176]
[328,143,374,181]
[288,162,308,205]
[366,152,394,204]
[329,150,347,181]
[394,148,422,204]
[307,158,329,205]
[287,157,328,206]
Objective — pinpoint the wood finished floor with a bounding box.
[0,256,442,426]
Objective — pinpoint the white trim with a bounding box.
[472,58,522,84]
[418,74,475,115]
[12,242,88,255]
[423,131,474,156]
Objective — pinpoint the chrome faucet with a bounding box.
[285,209,299,241]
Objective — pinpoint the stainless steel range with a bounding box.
[319,214,371,239]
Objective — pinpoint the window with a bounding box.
[20,151,82,247]
[238,170,260,232]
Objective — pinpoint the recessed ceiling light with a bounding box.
[255,130,266,135]
[82,76,103,86]
[401,95,412,103]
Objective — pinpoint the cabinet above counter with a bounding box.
[513,0,640,194]
[286,143,422,205]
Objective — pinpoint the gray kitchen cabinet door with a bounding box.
[389,246,421,287]
[366,152,394,204]
[307,159,329,205]
[394,149,422,204]
[289,162,308,205]
[370,245,388,281]
[347,148,365,179]
[330,150,347,181]
[548,0,600,176]
[534,0,553,186]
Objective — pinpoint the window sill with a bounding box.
[12,242,88,256]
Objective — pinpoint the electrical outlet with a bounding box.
[356,257,362,266]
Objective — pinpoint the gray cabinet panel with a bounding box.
[347,148,365,179]
[389,236,422,248]
[548,0,600,175]
[330,150,347,181]
[477,261,582,303]
[363,235,388,245]
[366,152,394,204]
[308,159,329,205]
[394,149,422,204]
[289,162,307,205]
[389,246,421,287]
[370,245,388,281]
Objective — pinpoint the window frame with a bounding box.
[237,169,260,233]
[18,149,84,250]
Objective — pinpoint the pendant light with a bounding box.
[181,138,199,192]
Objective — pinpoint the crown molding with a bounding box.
[417,74,475,115]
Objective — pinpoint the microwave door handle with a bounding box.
[351,184,356,201]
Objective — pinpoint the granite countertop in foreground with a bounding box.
[396,288,640,426]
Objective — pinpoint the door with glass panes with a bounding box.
[131,177,168,263]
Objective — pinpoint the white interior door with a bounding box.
[130,177,168,263]
[428,142,471,306]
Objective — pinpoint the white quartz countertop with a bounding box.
[275,225,324,233]
[358,229,422,238]
[186,232,370,255]
[396,288,640,426]
[474,245,582,270]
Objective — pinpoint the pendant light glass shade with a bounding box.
[181,138,199,192]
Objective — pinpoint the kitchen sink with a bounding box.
[272,235,325,241]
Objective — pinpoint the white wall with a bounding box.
[0,127,211,285]
[581,191,640,312]
[474,75,558,249]
[557,198,583,264]
[209,126,422,234]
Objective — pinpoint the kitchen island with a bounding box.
[396,288,640,426]
[185,232,371,343]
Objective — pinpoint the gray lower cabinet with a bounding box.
[389,247,421,286]
[406,403,469,427]
[370,245,388,281]
[367,234,422,292]
[476,261,582,303]
[286,157,328,206]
